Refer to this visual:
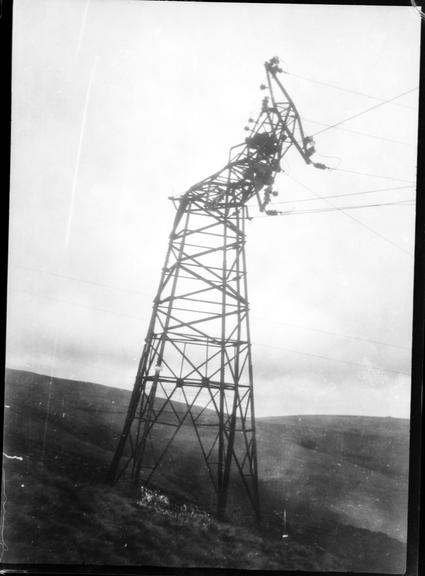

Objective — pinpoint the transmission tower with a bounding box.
[107,57,325,521]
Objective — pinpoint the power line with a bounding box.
[305,199,414,212]
[312,87,419,137]
[10,279,410,352]
[9,287,146,322]
[8,360,132,383]
[285,71,418,111]
[254,341,409,377]
[254,198,415,218]
[9,288,409,378]
[11,264,411,353]
[11,264,150,297]
[248,184,415,208]
[283,175,414,257]
[303,117,415,147]
[251,317,410,351]
[329,167,416,185]
[299,198,415,214]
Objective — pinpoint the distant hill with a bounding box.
[256,413,409,542]
[1,368,409,571]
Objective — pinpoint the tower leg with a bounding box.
[108,197,260,521]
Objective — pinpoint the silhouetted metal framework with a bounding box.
[107,58,324,521]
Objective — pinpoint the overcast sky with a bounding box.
[7,0,421,417]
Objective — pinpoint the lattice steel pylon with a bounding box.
[107,57,325,521]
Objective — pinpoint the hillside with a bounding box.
[257,414,409,543]
[1,368,409,571]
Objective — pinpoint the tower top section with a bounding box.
[172,57,326,214]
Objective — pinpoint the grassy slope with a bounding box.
[1,368,408,572]
[257,415,409,542]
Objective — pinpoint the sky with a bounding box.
[7,0,421,418]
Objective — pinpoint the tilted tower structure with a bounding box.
[107,57,325,521]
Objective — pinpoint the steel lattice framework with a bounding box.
[107,58,324,521]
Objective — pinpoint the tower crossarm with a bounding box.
[171,57,322,218]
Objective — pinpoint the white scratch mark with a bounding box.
[64,53,98,249]
[2,454,23,462]
[76,0,91,55]
[0,473,8,561]
[41,331,60,465]
[4,406,9,409]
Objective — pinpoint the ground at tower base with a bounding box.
[1,368,409,573]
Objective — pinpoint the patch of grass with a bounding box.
[2,454,337,569]
[1,369,408,572]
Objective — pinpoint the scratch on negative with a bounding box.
[76,0,91,54]
[0,473,8,561]
[2,454,23,462]
[64,53,98,249]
